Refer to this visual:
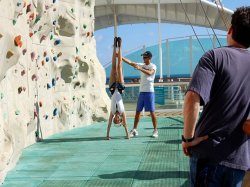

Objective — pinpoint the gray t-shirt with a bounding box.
[188,46,250,171]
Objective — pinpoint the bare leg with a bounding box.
[106,112,113,140]
[109,37,117,85]
[133,111,141,129]
[150,112,157,129]
[117,37,124,83]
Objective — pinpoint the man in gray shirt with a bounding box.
[182,6,250,186]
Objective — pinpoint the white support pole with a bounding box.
[166,39,170,79]
[113,0,117,37]
[157,0,163,82]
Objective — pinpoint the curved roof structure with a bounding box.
[95,0,233,31]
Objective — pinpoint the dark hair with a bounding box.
[231,6,250,48]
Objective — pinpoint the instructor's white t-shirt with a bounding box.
[137,63,157,92]
[111,89,125,115]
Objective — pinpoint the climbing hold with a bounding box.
[34,110,38,118]
[45,57,49,62]
[41,60,45,66]
[53,0,57,3]
[0,33,3,38]
[29,13,35,20]
[13,20,17,25]
[34,16,41,24]
[44,115,48,120]
[17,2,21,6]
[31,74,38,81]
[47,83,51,89]
[0,93,3,99]
[21,70,25,76]
[6,50,14,59]
[52,78,56,86]
[23,87,26,91]
[29,32,33,37]
[71,8,74,13]
[52,20,56,25]
[22,49,27,55]
[39,101,42,107]
[31,52,35,61]
[76,47,78,54]
[14,35,22,47]
[40,35,46,43]
[54,39,61,45]
[53,108,58,116]
[43,51,47,57]
[50,34,53,40]
[57,52,62,57]
[83,24,87,29]
[53,56,57,61]
[18,87,22,94]
[15,110,20,115]
[26,4,31,14]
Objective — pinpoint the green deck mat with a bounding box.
[2,117,190,187]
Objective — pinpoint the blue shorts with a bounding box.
[136,92,155,112]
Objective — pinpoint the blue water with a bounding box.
[105,36,227,79]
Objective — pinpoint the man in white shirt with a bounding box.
[122,51,158,138]
[106,37,129,140]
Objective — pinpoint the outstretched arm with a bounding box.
[122,112,129,139]
[106,112,113,140]
[122,57,137,68]
[122,56,154,76]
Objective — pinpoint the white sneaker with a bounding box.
[129,129,138,138]
[152,129,158,138]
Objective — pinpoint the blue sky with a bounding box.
[95,0,249,66]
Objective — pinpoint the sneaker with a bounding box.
[129,129,138,138]
[114,37,117,47]
[152,129,158,138]
[117,37,122,47]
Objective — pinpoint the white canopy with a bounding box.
[95,0,233,31]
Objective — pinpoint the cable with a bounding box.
[199,0,222,47]
[180,0,205,53]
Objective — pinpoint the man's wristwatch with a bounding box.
[182,135,194,142]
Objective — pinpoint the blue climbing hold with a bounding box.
[47,83,51,89]
[46,56,49,62]
[53,108,58,116]
[53,56,57,61]
[54,39,61,45]
[52,78,56,86]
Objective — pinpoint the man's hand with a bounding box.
[134,64,141,70]
[182,135,208,156]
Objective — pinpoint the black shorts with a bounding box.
[109,82,125,95]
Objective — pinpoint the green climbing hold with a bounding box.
[0,93,4,99]
[50,34,53,40]
[12,20,17,25]
[34,16,41,24]
[71,8,74,13]
[15,110,20,115]
[83,24,87,29]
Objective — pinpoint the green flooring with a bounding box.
[2,117,190,187]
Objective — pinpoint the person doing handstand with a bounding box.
[106,37,129,140]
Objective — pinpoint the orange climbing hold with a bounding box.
[14,35,23,47]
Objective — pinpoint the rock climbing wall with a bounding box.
[0,0,110,182]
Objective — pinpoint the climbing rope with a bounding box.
[179,0,206,53]
[199,0,222,47]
